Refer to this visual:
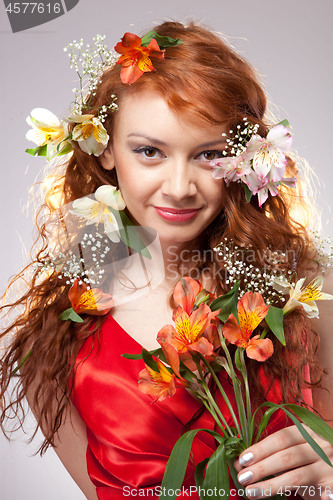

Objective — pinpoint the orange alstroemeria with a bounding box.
[114,32,165,85]
[173,277,203,315]
[157,303,220,373]
[68,279,114,315]
[222,292,273,362]
[138,358,186,402]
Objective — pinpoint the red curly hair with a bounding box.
[0,21,324,453]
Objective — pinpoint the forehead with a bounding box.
[112,90,226,142]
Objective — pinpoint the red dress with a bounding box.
[71,315,311,500]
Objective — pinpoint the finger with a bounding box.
[237,441,333,486]
[235,425,323,468]
[242,461,323,499]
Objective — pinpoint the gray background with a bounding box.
[0,0,332,498]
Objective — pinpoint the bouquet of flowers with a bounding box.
[124,270,333,500]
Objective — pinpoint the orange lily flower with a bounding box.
[68,279,114,315]
[157,303,220,372]
[222,292,273,362]
[138,358,186,402]
[114,32,165,85]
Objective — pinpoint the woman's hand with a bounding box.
[233,425,333,500]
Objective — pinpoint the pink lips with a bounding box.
[153,206,200,222]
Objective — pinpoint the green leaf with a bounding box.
[283,408,333,467]
[25,145,47,157]
[57,141,73,156]
[263,402,333,467]
[210,281,240,322]
[121,353,143,360]
[265,306,285,345]
[122,347,162,361]
[202,443,229,500]
[141,348,160,372]
[141,30,183,48]
[159,428,225,500]
[276,119,290,128]
[194,457,209,494]
[284,404,333,446]
[117,211,152,259]
[227,459,247,496]
[254,405,280,443]
[243,183,253,203]
[59,308,84,323]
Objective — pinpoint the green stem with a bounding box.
[217,327,248,440]
[239,349,252,447]
[198,354,242,439]
[196,361,234,437]
[10,349,32,377]
[260,327,268,339]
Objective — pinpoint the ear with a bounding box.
[100,145,115,171]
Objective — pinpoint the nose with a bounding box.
[161,157,197,201]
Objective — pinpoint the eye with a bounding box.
[133,146,162,158]
[196,150,224,161]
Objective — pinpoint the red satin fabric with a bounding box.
[71,315,311,500]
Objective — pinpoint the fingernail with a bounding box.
[246,487,263,498]
[238,471,254,485]
[239,452,254,466]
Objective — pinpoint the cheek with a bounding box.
[207,180,225,211]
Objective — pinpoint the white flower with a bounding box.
[245,124,292,181]
[210,155,252,183]
[26,108,69,160]
[70,185,126,242]
[274,276,333,318]
[70,114,109,156]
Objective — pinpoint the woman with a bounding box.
[1,21,333,500]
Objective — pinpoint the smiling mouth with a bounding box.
[153,206,201,222]
[154,206,200,214]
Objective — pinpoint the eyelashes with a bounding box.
[132,146,224,161]
[133,146,163,158]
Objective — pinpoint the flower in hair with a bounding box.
[114,30,183,85]
[59,278,114,322]
[26,108,72,161]
[26,35,119,161]
[210,120,296,207]
[70,185,126,242]
[69,113,109,156]
[272,275,333,319]
[114,32,165,85]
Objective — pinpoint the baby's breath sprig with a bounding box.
[63,35,118,117]
[213,238,294,305]
[311,231,333,274]
[33,232,110,288]
[222,118,259,158]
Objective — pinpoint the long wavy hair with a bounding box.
[0,21,325,453]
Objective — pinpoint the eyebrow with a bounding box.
[127,133,227,149]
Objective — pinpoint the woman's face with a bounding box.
[103,90,226,252]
